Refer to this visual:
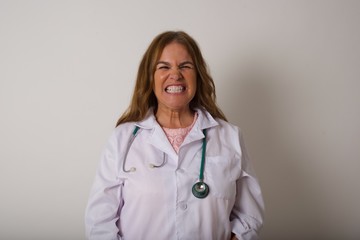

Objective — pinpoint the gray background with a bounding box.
[1,0,359,239]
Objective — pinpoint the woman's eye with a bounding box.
[180,65,192,69]
[158,65,170,70]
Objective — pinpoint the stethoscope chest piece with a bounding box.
[192,181,209,199]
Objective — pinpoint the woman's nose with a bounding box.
[169,69,182,80]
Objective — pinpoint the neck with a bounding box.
[155,107,194,128]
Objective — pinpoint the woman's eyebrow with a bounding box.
[156,61,194,66]
[156,61,170,66]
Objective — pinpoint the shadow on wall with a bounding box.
[219,62,333,240]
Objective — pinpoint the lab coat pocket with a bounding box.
[205,156,236,200]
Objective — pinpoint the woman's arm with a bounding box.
[85,133,123,240]
[230,131,265,240]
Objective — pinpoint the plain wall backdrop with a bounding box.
[1,0,359,239]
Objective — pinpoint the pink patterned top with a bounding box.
[162,113,198,154]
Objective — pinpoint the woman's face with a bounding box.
[153,42,197,113]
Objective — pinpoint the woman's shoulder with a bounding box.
[197,107,241,134]
[214,118,241,134]
[107,121,138,141]
[115,121,138,131]
[115,121,137,130]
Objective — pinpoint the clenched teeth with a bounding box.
[165,86,185,93]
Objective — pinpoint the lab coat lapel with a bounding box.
[179,109,219,169]
[136,110,178,159]
[149,125,178,160]
[182,108,219,146]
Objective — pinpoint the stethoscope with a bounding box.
[123,126,209,199]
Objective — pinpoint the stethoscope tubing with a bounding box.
[199,128,207,181]
[122,127,139,172]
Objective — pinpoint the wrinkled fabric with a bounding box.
[85,108,264,240]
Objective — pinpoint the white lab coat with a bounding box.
[85,108,264,240]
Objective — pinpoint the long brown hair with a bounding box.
[116,31,227,126]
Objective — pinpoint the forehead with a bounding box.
[158,42,193,61]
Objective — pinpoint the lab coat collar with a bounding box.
[134,107,219,131]
[134,108,219,159]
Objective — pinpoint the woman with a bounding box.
[85,31,264,240]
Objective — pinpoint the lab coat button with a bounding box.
[179,202,187,210]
